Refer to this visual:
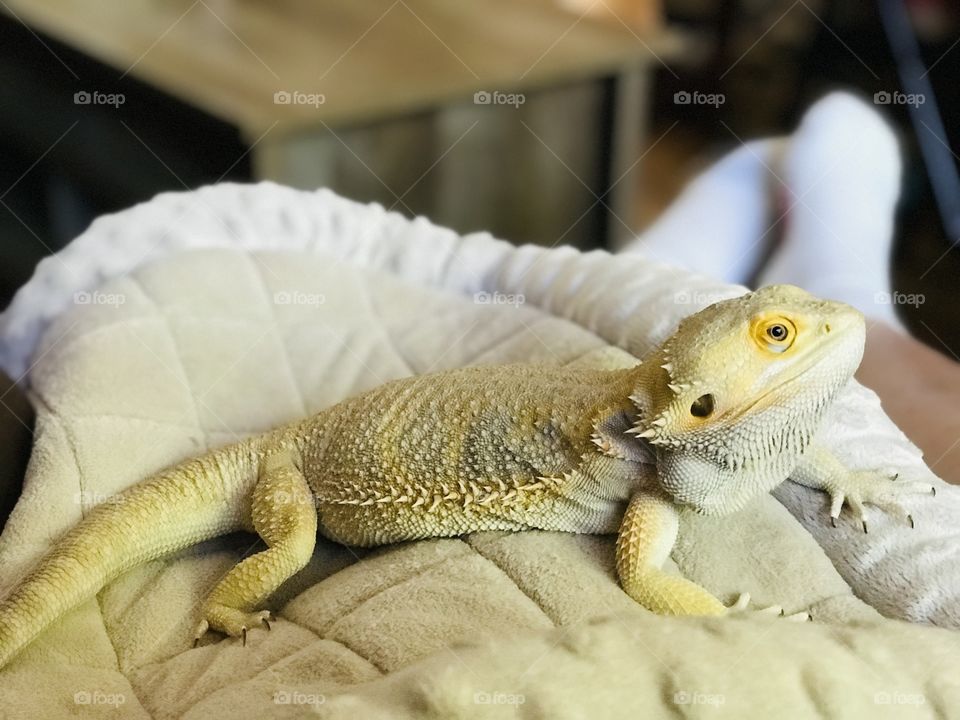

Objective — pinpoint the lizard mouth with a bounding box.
[723,365,810,423]
[723,326,863,424]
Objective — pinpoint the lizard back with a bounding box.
[300,363,645,545]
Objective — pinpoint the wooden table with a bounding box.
[3,0,684,247]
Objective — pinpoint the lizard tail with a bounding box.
[0,441,260,669]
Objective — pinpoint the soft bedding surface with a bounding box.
[0,245,958,719]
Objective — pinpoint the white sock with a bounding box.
[627,138,787,285]
[757,92,904,330]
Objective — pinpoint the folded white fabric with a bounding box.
[1,182,956,626]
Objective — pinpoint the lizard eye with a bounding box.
[753,317,796,353]
[690,394,714,418]
[767,324,788,341]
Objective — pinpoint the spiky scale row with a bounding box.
[324,474,561,512]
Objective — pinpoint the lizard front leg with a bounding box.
[616,490,727,615]
[790,445,935,532]
[616,491,808,619]
[194,448,317,646]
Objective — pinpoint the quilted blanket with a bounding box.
[0,185,958,719]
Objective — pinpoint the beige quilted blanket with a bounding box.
[0,248,957,719]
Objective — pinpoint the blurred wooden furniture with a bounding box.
[2,0,682,247]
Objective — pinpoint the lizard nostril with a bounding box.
[690,394,714,418]
[822,322,832,334]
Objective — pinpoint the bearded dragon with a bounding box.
[0,285,934,668]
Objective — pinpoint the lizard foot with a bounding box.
[823,471,935,531]
[727,592,810,621]
[193,608,272,647]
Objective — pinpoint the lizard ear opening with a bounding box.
[690,394,714,418]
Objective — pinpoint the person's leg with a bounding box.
[626,138,786,285]
[857,323,960,482]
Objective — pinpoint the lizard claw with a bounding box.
[825,470,934,530]
[193,608,272,648]
[727,592,809,621]
[192,619,210,648]
[728,592,751,612]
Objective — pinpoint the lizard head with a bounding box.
[630,284,865,515]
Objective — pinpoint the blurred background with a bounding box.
[1,0,958,347]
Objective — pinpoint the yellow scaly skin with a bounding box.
[0,285,935,668]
